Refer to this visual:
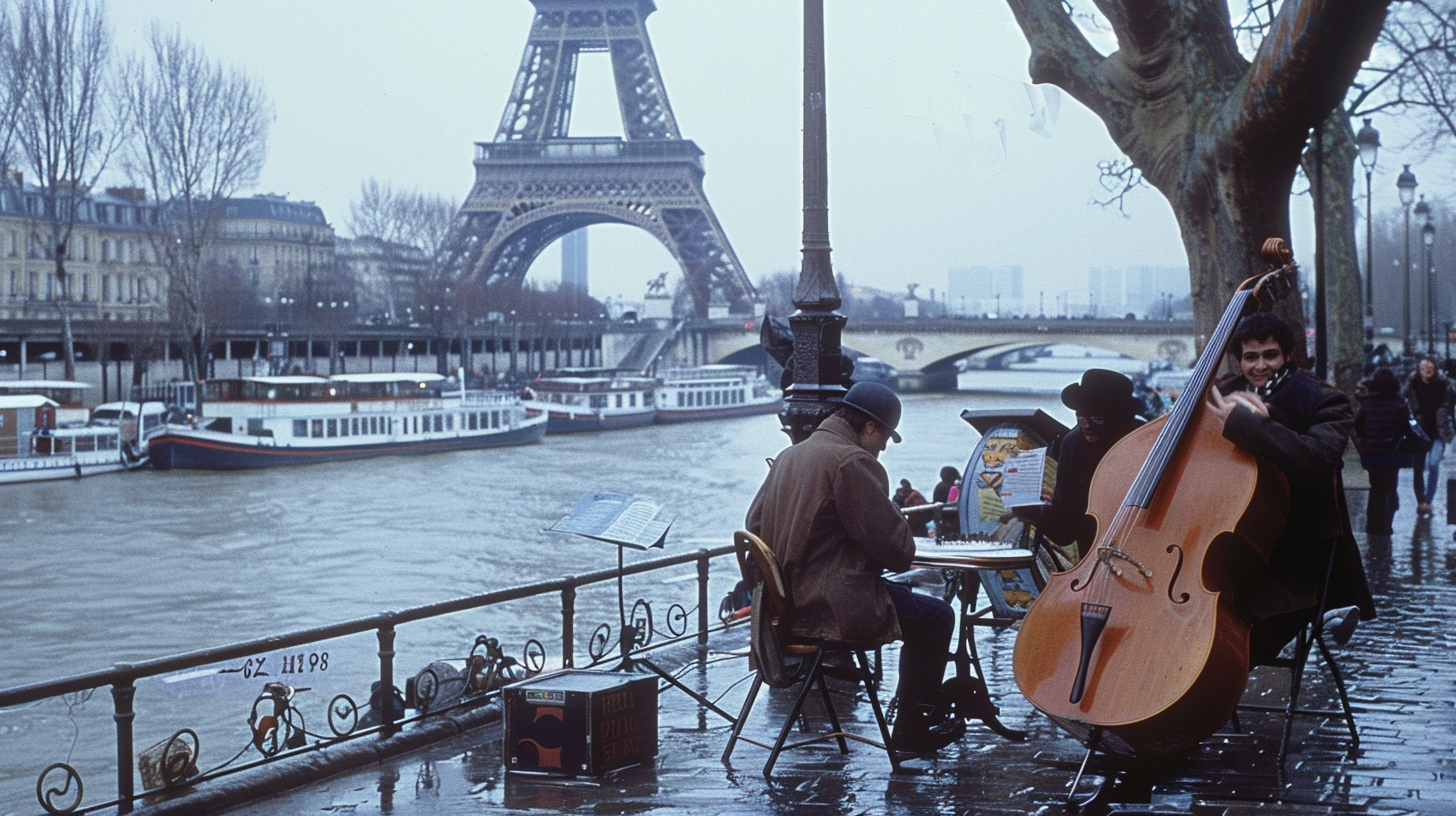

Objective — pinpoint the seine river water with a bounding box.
[0,383,1083,813]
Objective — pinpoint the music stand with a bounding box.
[548,493,737,723]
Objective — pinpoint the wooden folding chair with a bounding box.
[720,530,900,777]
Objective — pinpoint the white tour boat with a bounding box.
[653,365,780,423]
[1,381,166,483]
[148,373,546,470]
[523,370,658,433]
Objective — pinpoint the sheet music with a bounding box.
[1000,447,1048,508]
[548,492,672,550]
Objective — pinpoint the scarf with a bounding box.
[1248,365,1292,399]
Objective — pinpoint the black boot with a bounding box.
[891,703,965,753]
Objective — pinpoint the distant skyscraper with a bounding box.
[1088,267,1125,317]
[562,229,588,298]
[947,265,1023,315]
[1125,265,1189,316]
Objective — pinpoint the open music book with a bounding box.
[548,492,672,550]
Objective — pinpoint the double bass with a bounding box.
[1013,240,1296,757]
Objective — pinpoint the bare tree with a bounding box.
[0,6,26,188]
[347,178,455,324]
[12,0,120,381]
[1003,0,1390,356]
[118,24,270,379]
[755,270,799,316]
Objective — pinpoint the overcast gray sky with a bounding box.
[103,1,1348,307]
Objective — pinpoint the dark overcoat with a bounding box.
[745,414,916,645]
[1219,369,1376,623]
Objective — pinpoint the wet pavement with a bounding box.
[204,462,1456,816]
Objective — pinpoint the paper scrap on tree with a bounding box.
[549,492,672,550]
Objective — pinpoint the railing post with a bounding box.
[112,667,136,814]
[377,617,397,735]
[697,550,710,648]
[561,582,576,669]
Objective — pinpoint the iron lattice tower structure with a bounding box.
[441,0,754,315]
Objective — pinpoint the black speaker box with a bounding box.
[503,669,657,776]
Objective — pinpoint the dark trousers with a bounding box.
[1413,438,1445,505]
[883,580,954,712]
[1364,465,1400,535]
[1249,608,1311,667]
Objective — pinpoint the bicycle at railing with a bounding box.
[249,681,360,758]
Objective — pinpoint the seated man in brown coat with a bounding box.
[746,382,962,753]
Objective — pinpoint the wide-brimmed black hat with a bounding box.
[842,381,903,443]
[1060,369,1142,417]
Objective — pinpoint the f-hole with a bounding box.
[1164,544,1190,604]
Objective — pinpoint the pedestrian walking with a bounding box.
[1403,357,1455,517]
[1354,368,1411,535]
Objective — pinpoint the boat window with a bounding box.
[446,414,454,431]
[311,419,323,437]
[339,419,349,437]
[491,411,500,429]
[294,419,307,437]
[327,419,338,437]
[468,413,478,430]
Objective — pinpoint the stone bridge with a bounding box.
[680,316,1197,392]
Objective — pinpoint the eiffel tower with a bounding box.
[442,0,754,316]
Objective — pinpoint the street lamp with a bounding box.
[1398,165,1418,353]
[1423,221,1437,353]
[1416,195,1431,352]
[777,0,846,443]
[1356,118,1380,338]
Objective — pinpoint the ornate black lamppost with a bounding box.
[778,0,847,443]
[1398,165,1418,353]
[1423,220,1436,354]
[1415,195,1430,352]
[1356,119,1380,339]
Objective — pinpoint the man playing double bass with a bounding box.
[1206,312,1376,666]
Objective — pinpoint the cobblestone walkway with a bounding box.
[219,476,1456,816]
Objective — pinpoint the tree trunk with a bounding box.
[1303,110,1365,395]
[56,256,78,381]
[1171,149,1301,362]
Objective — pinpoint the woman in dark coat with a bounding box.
[1355,368,1411,535]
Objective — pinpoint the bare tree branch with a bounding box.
[1229,0,1388,161]
[118,23,271,379]
[1091,157,1148,217]
[1003,0,1128,126]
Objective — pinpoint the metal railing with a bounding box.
[0,544,737,815]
